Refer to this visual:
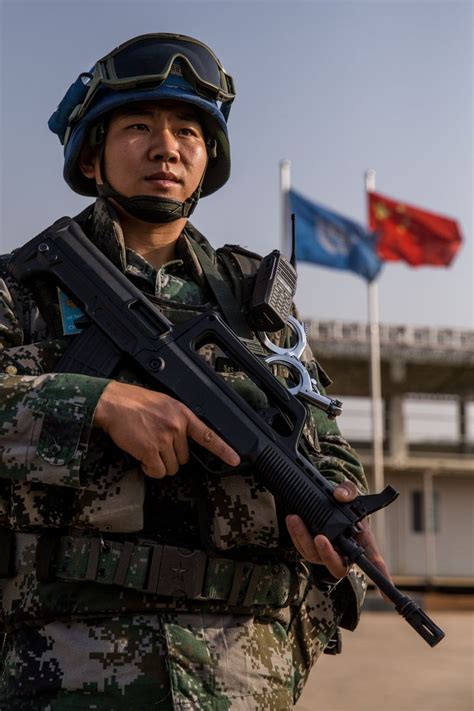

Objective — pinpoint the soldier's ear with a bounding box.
[79,142,98,180]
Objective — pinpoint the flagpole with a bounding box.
[280,159,291,257]
[365,169,386,556]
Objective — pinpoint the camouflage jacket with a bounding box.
[0,200,367,659]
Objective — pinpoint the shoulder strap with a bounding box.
[184,224,259,339]
[188,238,255,341]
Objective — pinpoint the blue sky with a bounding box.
[1,0,472,328]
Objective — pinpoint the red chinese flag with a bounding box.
[368,191,462,266]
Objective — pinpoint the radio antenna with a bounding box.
[290,213,297,271]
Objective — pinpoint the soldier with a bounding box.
[0,34,388,709]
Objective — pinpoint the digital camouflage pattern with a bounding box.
[0,198,368,708]
[1,613,296,709]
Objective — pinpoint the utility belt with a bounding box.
[0,529,303,609]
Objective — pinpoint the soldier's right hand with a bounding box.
[93,381,240,478]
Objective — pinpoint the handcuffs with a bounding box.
[259,316,343,420]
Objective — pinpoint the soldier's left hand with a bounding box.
[286,480,391,582]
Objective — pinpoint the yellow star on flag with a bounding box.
[374,202,391,221]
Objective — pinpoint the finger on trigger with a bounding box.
[142,458,166,479]
[174,436,190,467]
[160,448,180,477]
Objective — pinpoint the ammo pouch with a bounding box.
[11,531,302,609]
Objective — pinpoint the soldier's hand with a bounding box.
[286,480,391,583]
[93,381,240,478]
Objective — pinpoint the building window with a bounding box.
[411,490,440,533]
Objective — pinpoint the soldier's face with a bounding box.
[85,100,208,202]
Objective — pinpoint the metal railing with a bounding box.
[307,320,474,353]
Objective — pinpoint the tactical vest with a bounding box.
[0,209,352,655]
[8,208,292,550]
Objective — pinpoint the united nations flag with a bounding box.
[289,189,382,282]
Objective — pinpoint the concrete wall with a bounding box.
[383,473,474,579]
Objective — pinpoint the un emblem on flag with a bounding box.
[314,216,352,255]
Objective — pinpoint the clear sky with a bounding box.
[1,0,472,329]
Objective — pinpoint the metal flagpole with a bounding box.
[423,469,438,584]
[365,169,386,555]
[280,159,291,257]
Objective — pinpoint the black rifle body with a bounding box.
[8,217,445,647]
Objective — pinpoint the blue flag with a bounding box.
[289,189,382,282]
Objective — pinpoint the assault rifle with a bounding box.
[9,217,445,647]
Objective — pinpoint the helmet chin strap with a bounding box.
[94,128,210,223]
[97,180,201,223]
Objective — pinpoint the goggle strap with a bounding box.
[221,101,232,122]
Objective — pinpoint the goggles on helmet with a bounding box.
[66,33,235,131]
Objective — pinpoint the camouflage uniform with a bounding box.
[0,198,368,709]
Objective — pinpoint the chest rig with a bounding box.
[1,209,354,642]
[26,208,265,346]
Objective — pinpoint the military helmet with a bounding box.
[49,33,236,198]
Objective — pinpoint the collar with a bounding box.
[75,198,213,292]
[89,198,127,272]
[124,248,182,295]
[76,197,128,272]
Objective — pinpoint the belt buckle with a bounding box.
[138,540,207,599]
[155,545,207,599]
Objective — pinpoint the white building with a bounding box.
[307,320,474,589]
